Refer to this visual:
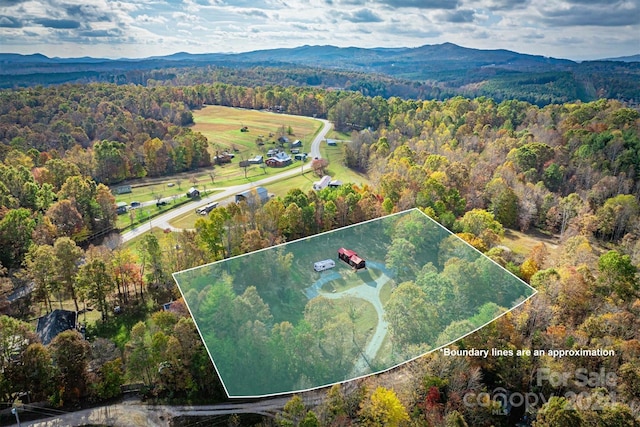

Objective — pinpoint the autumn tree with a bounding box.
[76,255,115,321]
[50,330,90,405]
[24,244,57,312]
[53,237,84,312]
[359,386,409,427]
[45,199,85,239]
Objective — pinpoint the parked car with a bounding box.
[156,200,168,207]
[130,201,141,209]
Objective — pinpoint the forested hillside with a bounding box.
[2,43,640,105]
[1,80,640,426]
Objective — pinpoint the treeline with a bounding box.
[0,84,209,184]
[345,97,640,243]
[1,84,639,423]
[2,83,639,188]
[0,161,117,268]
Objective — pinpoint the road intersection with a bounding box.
[121,118,331,243]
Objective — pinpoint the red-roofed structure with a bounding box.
[338,248,366,270]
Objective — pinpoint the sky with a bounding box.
[0,0,639,61]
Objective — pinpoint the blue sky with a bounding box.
[0,0,638,60]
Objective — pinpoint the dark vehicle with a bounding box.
[130,201,141,209]
[156,200,168,207]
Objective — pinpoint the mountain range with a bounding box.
[1,43,639,104]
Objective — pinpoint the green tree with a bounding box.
[18,343,54,402]
[533,396,582,427]
[385,282,438,350]
[76,257,115,321]
[93,358,123,400]
[53,237,84,312]
[597,250,638,300]
[277,395,308,427]
[385,238,417,282]
[445,410,469,427]
[0,315,38,401]
[596,194,639,241]
[0,208,36,267]
[50,330,90,405]
[24,244,57,312]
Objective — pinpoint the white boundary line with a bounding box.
[172,208,538,398]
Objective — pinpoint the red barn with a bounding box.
[338,248,366,270]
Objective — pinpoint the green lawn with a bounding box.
[192,105,322,157]
[320,142,370,187]
[321,267,384,293]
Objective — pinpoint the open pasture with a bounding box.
[192,105,322,156]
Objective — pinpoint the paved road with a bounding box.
[121,118,331,243]
[16,393,328,427]
[320,272,392,377]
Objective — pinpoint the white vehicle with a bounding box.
[313,175,332,191]
[314,259,336,272]
[195,202,218,215]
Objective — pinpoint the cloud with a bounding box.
[0,16,22,27]
[0,0,27,5]
[33,18,81,29]
[375,0,459,9]
[136,14,169,24]
[340,8,384,22]
[64,4,112,22]
[481,0,529,11]
[237,8,269,18]
[437,9,475,23]
[538,2,640,26]
[78,28,124,37]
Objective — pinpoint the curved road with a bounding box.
[320,272,392,377]
[121,118,331,243]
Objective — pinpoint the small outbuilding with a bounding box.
[235,186,269,204]
[291,139,302,148]
[338,248,366,270]
[186,187,200,198]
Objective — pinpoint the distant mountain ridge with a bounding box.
[602,54,640,63]
[1,43,639,105]
[0,42,576,70]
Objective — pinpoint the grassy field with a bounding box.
[320,142,369,186]
[193,105,322,157]
[325,130,353,141]
[501,228,561,265]
[321,267,384,293]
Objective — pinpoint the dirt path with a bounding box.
[320,272,392,377]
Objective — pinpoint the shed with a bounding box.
[235,187,269,204]
[291,139,302,148]
[326,139,337,146]
[36,309,78,345]
[338,247,366,270]
[186,187,200,198]
[278,136,290,144]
